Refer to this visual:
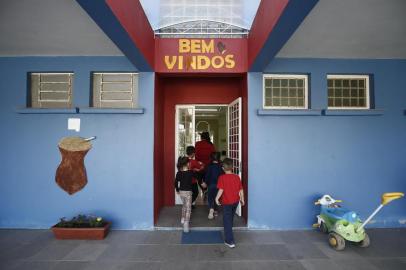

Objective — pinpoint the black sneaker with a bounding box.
[224,242,235,248]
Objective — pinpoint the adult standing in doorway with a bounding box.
[195,131,216,169]
[195,131,216,194]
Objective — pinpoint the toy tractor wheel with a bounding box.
[328,232,345,251]
[358,233,370,248]
[320,222,328,234]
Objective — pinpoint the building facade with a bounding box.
[0,0,405,229]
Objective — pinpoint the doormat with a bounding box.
[181,231,223,244]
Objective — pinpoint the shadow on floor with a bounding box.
[156,205,246,228]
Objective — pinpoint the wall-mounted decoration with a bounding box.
[55,136,96,195]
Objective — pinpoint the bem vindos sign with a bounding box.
[155,38,247,73]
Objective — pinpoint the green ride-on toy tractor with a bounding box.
[313,192,404,251]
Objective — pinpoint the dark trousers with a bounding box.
[207,185,218,210]
[223,202,239,244]
[192,183,199,203]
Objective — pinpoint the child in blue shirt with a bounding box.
[204,152,223,219]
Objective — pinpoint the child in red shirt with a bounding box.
[215,158,244,248]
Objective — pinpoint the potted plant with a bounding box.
[51,215,111,240]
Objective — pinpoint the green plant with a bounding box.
[55,215,106,228]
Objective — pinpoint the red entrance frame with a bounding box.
[154,73,248,224]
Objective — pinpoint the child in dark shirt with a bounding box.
[204,152,223,219]
[215,158,244,248]
[186,146,204,208]
[175,156,194,233]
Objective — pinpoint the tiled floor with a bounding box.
[156,206,246,228]
[1,228,406,270]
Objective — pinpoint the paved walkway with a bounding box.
[1,228,406,270]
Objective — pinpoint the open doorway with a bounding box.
[154,75,247,228]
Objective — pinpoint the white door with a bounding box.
[228,97,242,216]
[175,106,195,204]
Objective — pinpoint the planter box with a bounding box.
[51,222,111,240]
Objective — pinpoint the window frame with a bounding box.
[92,72,139,109]
[30,72,74,108]
[262,74,309,110]
[327,74,370,110]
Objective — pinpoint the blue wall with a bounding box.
[0,57,154,229]
[1,57,405,230]
[248,59,406,229]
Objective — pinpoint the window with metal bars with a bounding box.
[327,75,370,109]
[263,74,308,109]
[30,73,73,108]
[92,73,138,108]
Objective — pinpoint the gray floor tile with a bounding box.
[84,261,161,270]
[104,231,149,244]
[13,261,58,270]
[286,243,328,259]
[0,241,49,261]
[27,242,79,261]
[233,231,284,244]
[278,231,316,244]
[63,243,109,261]
[53,261,91,270]
[231,260,306,270]
[332,258,380,270]
[0,259,22,270]
[367,258,406,270]
[353,239,406,258]
[197,244,293,261]
[300,259,342,270]
[195,261,233,270]
[159,261,196,270]
[313,241,363,260]
[159,245,199,261]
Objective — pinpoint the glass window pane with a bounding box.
[297,79,304,87]
[327,79,333,87]
[281,98,288,106]
[335,99,342,107]
[351,80,358,87]
[328,98,334,107]
[289,79,296,87]
[265,79,272,87]
[343,88,350,97]
[298,89,304,97]
[273,79,280,87]
[298,98,304,107]
[343,80,350,87]
[273,88,280,97]
[289,98,297,106]
[328,88,334,97]
[265,87,272,98]
[343,98,350,107]
[281,79,288,87]
[289,88,296,97]
[273,98,280,106]
[351,89,358,97]
[351,98,358,106]
[281,88,288,97]
[359,98,366,107]
[335,80,342,87]
[359,79,365,87]
[335,89,342,97]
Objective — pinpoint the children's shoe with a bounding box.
[183,222,189,233]
[181,217,185,224]
[208,208,214,219]
[224,242,235,248]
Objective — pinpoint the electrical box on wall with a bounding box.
[68,118,80,132]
